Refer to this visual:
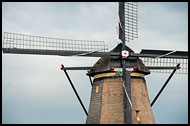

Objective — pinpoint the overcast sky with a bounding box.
[2,2,188,124]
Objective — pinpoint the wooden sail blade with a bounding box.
[2,48,119,57]
[2,32,113,57]
[133,49,188,74]
[139,57,188,74]
[138,49,188,59]
[118,2,138,43]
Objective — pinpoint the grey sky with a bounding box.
[2,2,188,124]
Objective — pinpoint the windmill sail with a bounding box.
[137,49,188,74]
[139,49,188,59]
[118,2,138,43]
[2,32,113,57]
[140,57,188,74]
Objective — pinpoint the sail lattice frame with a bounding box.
[124,2,138,42]
[140,57,188,74]
[3,32,108,52]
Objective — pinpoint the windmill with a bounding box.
[2,2,188,124]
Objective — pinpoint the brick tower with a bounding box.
[86,44,155,124]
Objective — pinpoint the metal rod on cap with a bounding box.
[61,64,88,116]
[151,63,180,107]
